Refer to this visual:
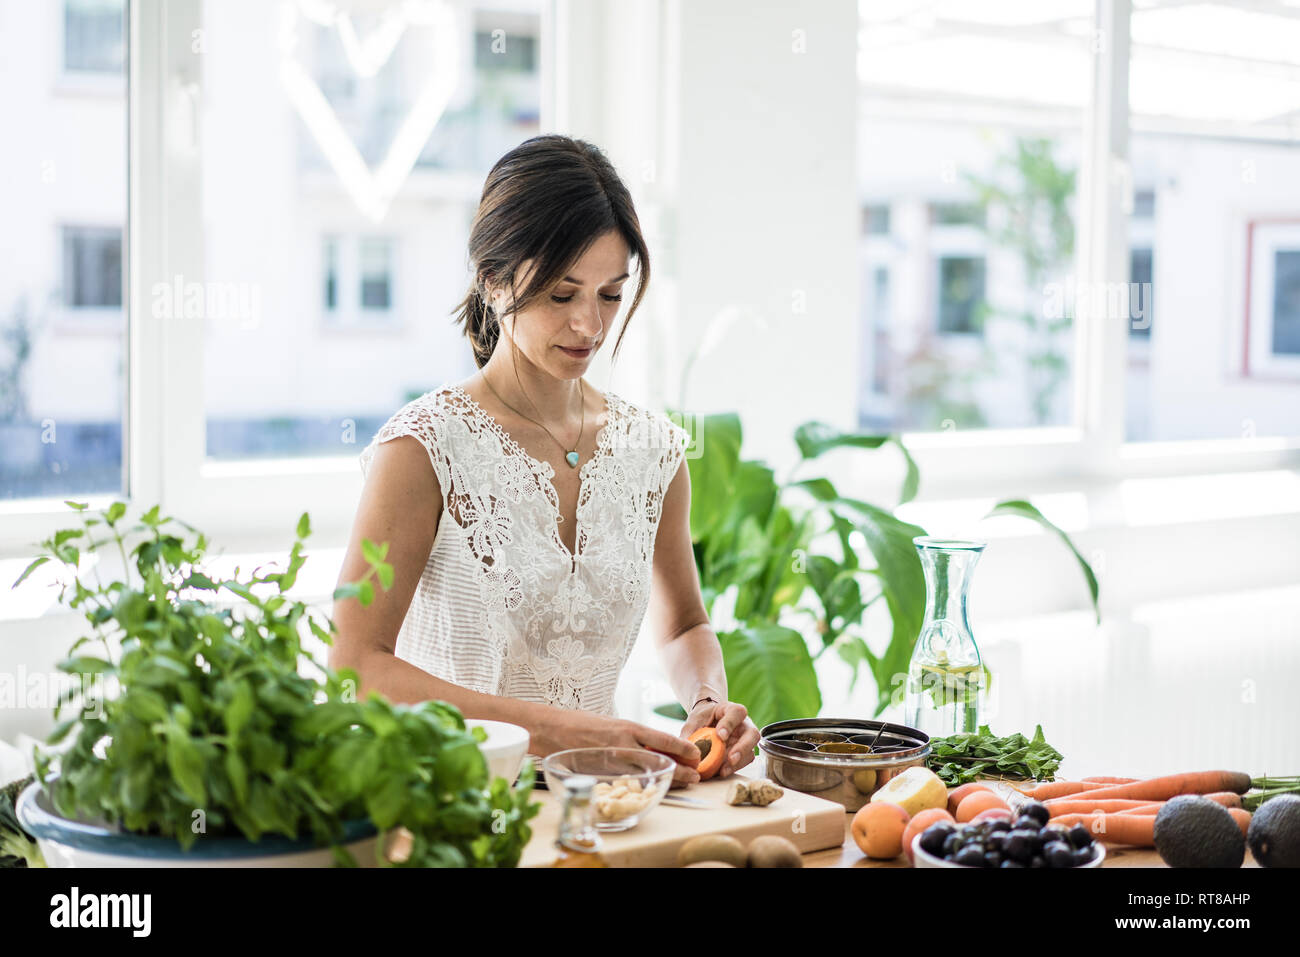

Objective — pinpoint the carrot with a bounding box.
[1081,776,1138,785]
[1013,780,1112,801]
[1042,771,1252,804]
[1046,799,1162,816]
[1227,808,1252,838]
[1114,792,1244,815]
[1049,812,1155,847]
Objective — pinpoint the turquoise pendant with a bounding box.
[565,451,580,468]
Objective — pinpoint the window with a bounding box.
[63,0,124,75]
[857,5,1086,432]
[1128,247,1152,339]
[862,203,890,236]
[62,226,122,309]
[930,203,985,228]
[474,30,538,72]
[200,0,541,464]
[1245,222,1300,379]
[1,1,125,504]
[359,238,393,311]
[937,256,985,335]
[1272,251,1300,356]
[1125,1,1300,440]
[322,238,339,312]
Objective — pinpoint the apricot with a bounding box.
[902,807,956,864]
[947,782,992,816]
[851,801,911,859]
[689,727,725,780]
[955,790,1010,823]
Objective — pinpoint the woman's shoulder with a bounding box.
[358,386,460,479]
[602,389,692,458]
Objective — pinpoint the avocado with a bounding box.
[1247,794,1300,868]
[1153,795,1245,868]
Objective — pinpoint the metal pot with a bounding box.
[758,717,931,814]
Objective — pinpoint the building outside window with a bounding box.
[62,225,122,309]
[63,0,124,75]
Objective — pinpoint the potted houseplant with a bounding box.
[656,412,1099,728]
[7,501,538,867]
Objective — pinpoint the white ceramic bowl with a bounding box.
[911,830,1106,868]
[465,719,530,784]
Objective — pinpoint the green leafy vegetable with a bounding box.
[926,724,1064,786]
[12,501,539,867]
[1,774,44,868]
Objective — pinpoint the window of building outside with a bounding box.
[322,236,340,312]
[62,226,123,309]
[63,0,125,74]
[359,238,394,311]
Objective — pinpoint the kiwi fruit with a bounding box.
[1153,795,1245,868]
[1247,793,1300,868]
[747,834,803,868]
[676,833,747,868]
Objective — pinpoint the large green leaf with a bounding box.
[836,498,928,715]
[985,499,1100,624]
[792,425,918,504]
[794,422,889,459]
[718,623,821,730]
[680,411,742,541]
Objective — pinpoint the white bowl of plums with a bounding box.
[912,800,1106,868]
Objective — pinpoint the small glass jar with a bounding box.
[551,775,608,868]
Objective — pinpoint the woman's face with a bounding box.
[489,229,631,380]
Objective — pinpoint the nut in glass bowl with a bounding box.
[542,748,674,831]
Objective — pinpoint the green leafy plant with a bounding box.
[926,724,1065,786]
[661,415,1099,730]
[1,774,43,867]
[11,501,539,867]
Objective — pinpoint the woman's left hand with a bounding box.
[680,700,760,777]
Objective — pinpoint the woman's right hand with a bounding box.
[534,707,702,788]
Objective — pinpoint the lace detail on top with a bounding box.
[357,383,691,717]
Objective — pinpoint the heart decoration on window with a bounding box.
[280,0,461,222]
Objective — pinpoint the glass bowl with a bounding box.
[542,748,675,832]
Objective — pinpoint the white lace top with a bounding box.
[357,383,691,721]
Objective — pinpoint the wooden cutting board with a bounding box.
[519,765,848,867]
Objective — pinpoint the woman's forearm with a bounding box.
[331,644,557,746]
[655,622,727,711]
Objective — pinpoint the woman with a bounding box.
[330,134,759,787]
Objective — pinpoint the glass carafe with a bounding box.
[905,537,986,737]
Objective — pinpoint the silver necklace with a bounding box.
[479,372,586,468]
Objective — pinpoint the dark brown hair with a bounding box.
[450,134,651,368]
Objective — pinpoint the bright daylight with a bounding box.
[0,0,1298,925]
